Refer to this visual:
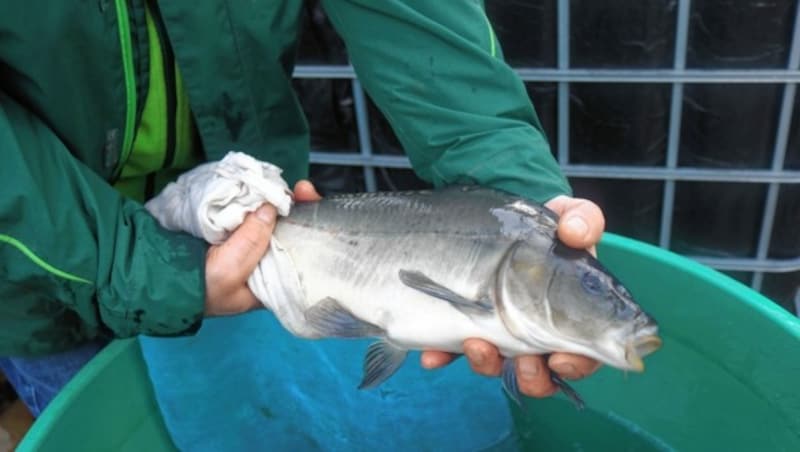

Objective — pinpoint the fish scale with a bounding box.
[286,186,522,236]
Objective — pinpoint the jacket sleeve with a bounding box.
[321,0,572,202]
[0,92,207,344]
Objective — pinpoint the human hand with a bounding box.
[203,180,321,316]
[420,194,606,398]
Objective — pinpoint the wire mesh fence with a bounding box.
[292,0,800,314]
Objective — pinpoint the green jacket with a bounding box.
[0,0,570,356]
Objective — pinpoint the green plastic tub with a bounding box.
[17,234,800,451]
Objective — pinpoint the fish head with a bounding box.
[497,240,661,372]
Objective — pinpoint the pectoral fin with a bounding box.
[501,358,523,407]
[358,340,409,389]
[304,297,384,338]
[501,357,586,411]
[399,269,493,316]
[551,373,586,411]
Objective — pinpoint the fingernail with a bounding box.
[255,206,275,224]
[466,349,486,366]
[552,363,577,377]
[565,217,589,238]
[518,360,540,381]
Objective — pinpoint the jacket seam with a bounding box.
[114,0,138,179]
[0,234,93,285]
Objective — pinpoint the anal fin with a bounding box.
[358,339,409,389]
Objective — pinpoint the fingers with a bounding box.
[294,179,322,202]
[203,182,316,319]
[216,204,277,280]
[207,284,260,317]
[548,353,602,380]
[460,343,561,398]
[544,195,605,251]
[463,338,503,376]
[203,205,275,317]
[515,355,558,398]
[222,179,317,273]
[422,340,601,400]
[213,179,317,278]
[420,350,458,369]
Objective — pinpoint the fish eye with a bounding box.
[580,272,605,295]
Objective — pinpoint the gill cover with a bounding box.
[494,240,556,342]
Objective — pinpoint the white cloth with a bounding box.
[144,151,311,336]
[144,151,293,244]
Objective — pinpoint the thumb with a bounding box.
[215,204,277,280]
[545,195,605,251]
[294,179,322,202]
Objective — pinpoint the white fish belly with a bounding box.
[276,223,533,355]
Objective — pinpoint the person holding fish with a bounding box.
[1,1,609,417]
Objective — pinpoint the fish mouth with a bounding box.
[624,335,662,372]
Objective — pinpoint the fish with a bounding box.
[268,185,661,408]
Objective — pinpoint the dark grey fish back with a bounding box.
[282,186,554,238]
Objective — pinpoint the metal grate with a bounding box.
[293,0,800,309]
